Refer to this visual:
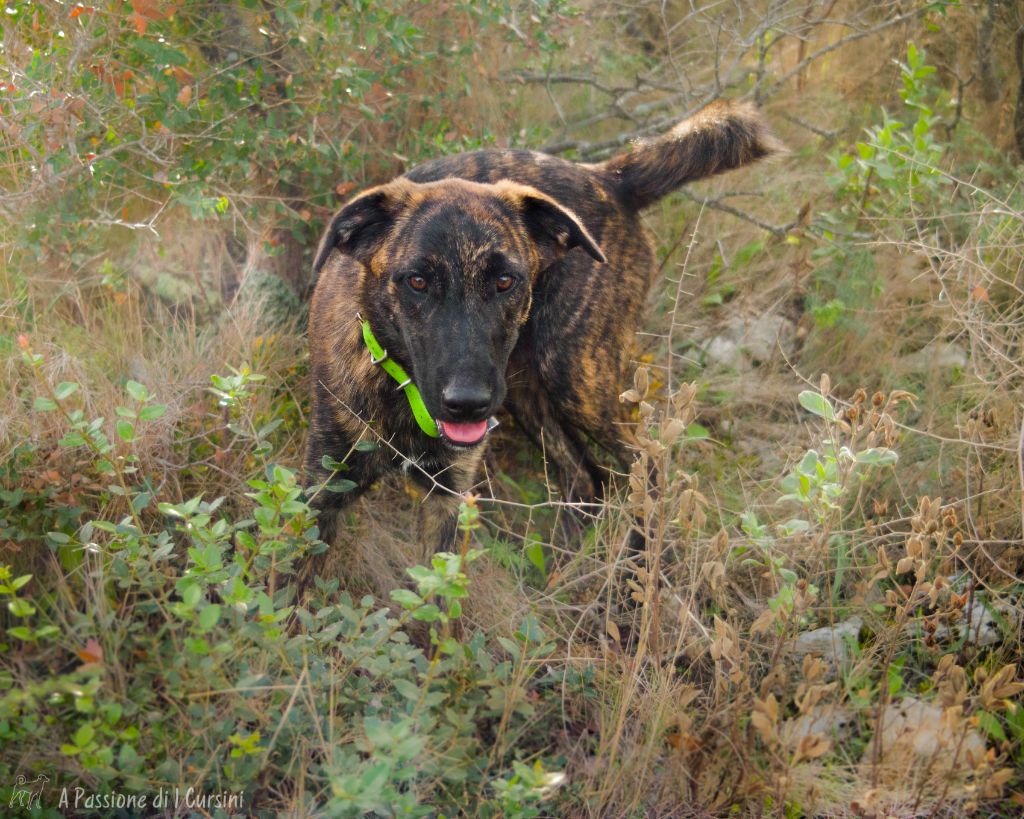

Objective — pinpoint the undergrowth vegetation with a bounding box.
[2,1,1023,817]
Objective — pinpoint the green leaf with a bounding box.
[887,658,905,696]
[158,502,183,518]
[138,404,167,421]
[798,473,811,498]
[411,604,440,622]
[74,723,95,747]
[325,479,357,493]
[517,613,544,644]
[198,604,221,632]
[799,450,820,474]
[125,380,148,402]
[182,584,202,609]
[685,422,710,440]
[873,160,895,181]
[54,381,80,400]
[8,598,35,617]
[10,574,32,591]
[321,454,347,471]
[392,678,421,700]
[33,396,57,411]
[437,636,460,655]
[116,419,136,442]
[733,239,764,266]
[524,540,545,575]
[59,427,87,448]
[185,637,209,654]
[798,390,835,421]
[856,142,874,160]
[855,448,898,466]
[496,636,520,656]
[977,711,1007,743]
[777,518,810,536]
[390,589,423,609]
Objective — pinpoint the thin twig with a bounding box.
[776,110,839,141]
[1018,414,1024,540]
[677,189,796,238]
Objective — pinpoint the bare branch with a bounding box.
[775,110,839,142]
[677,189,796,238]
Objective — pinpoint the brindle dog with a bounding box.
[305,100,779,554]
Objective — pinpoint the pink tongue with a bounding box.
[439,419,488,444]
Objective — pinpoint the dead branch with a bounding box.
[677,190,797,238]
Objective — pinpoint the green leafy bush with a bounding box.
[811,43,950,331]
[1,0,576,296]
[1,344,568,816]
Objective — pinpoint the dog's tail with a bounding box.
[599,100,782,212]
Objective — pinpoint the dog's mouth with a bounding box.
[436,417,499,447]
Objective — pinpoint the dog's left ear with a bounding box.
[497,182,606,270]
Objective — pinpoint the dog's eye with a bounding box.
[406,274,428,293]
[495,274,517,293]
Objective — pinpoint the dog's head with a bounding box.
[314,177,605,447]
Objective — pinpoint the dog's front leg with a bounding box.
[411,447,485,560]
[298,422,386,598]
[304,444,382,544]
[416,491,461,561]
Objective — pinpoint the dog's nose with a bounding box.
[441,383,492,419]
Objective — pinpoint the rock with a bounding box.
[780,704,854,750]
[703,313,796,371]
[868,697,986,772]
[705,334,744,370]
[903,598,1017,647]
[792,616,863,674]
[903,342,968,372]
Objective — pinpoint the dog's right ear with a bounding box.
[493,181,606,271]
[313,182,411,273]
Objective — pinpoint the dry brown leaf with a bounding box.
[895,556,916,575]
[750,710,775,744]
[750,608,774,636]
[77,638,103,670]
[795,732,831,762]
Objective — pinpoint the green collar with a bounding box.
[359,317,440,438]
